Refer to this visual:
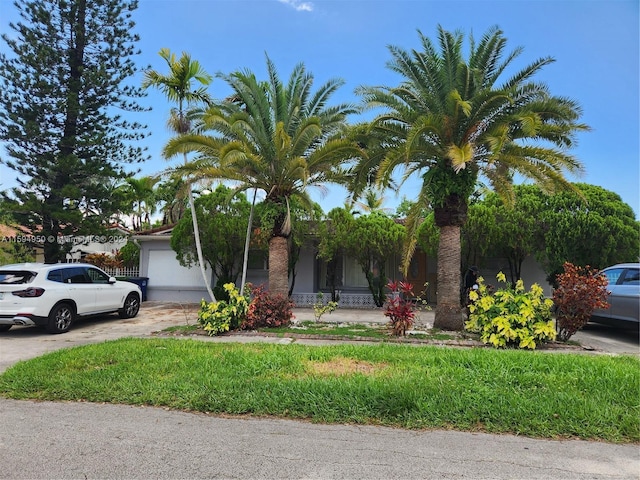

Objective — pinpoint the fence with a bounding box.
[102,267,140,278]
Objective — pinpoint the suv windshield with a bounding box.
[0,270,36,284]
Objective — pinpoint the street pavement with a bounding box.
[0,302,638,479]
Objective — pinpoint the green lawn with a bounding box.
[1,338,638,443]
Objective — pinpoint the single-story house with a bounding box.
[132,225,553,307]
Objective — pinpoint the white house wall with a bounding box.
[137,235,554,304]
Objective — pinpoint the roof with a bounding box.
[131,224,176,241]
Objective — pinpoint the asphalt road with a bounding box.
[1,303,639,479]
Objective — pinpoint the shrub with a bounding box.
[384,280,416,336]
[313,291,338,322]
[241,284,295,330]
[85,252,123,269]
[118,241,140,268]
[553,262,609,341]
[198,283,249,335]
[465,273,556,349]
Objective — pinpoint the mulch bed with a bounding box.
[153,326,589,352]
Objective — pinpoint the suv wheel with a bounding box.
[46,303,75,334]
[118,293,140,319]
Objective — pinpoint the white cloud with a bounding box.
[278,0,314,12]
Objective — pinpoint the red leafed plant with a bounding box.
[384,280,416,336]
[553,262,610,341]
[241,284,295,330]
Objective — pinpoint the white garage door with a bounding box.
[148,249,210,287]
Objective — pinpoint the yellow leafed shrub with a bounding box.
[465,274,556,349]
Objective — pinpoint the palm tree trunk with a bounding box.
[433,224,464,330]
[240,189,257,296]
[184,153,215,302]
[269,236,289,297]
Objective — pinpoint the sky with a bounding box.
[0,0,638,218]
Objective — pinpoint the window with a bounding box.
[0,270,36,284]
[343,256,368,288]
[87,267,110,284]
[621,268,640,285]
[603,268,625,285]
[62,267,90,284]
[47,269,64,283]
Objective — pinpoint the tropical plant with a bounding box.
[115,176,159,231]
[241,284,295,329]
[384,280,417,336]
[142,48,215,300]
[465,272,556,349]
[312,291,338,322]
[163,56,362,297]
[356,26,588,330]
[198,283,250,335]
[553,262,610,341]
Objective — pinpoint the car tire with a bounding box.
[46,303,75,334]
[0,325,12,332]
[118,293,140,319]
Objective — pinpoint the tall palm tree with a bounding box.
[164,56,362,297]
[357,26,588,330]
[142,49,215,301]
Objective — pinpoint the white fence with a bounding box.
[102,267,140,278]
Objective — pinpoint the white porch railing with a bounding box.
[292,292,379,309]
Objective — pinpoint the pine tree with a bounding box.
[0,0,148,262]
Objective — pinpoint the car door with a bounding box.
[86,267,125,312]
[61,267,96,315]
[608,267,640,324]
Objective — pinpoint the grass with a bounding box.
[0,338,638,443]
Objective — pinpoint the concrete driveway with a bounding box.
[1,303,639,479]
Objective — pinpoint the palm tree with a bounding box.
[354,186,392,215]
[142,49,215,301]
[164,56,362,297]
[357,26,588,330]
[115,176,159,231]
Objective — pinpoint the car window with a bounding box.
[621,268,640,285]
[47,269,65,283]
[0,270,36,284]
[602,268,625,285]
[62,267,90,284]
[87,267,110,284]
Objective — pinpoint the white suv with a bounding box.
[0,263,142,334]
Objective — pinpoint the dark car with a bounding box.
[590,263,640,329]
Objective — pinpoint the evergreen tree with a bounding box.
[0,0,148,262]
